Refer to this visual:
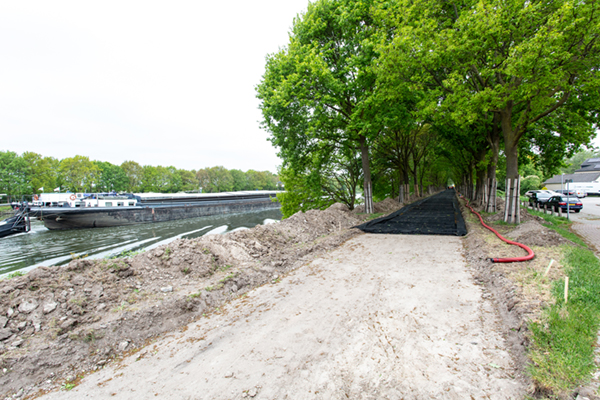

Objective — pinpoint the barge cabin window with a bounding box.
[105,202,113,207]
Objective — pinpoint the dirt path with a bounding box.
[39,234,524,400]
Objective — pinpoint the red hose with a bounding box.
[461,196,535,263]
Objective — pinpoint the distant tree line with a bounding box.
[0,151,281,196]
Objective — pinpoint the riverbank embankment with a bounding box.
[0,200,401,398]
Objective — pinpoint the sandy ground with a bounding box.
[39,234,524,400]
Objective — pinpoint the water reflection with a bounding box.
[0,208,282,275]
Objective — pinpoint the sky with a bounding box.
[0,1,311,173]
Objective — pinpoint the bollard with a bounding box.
[550,205,554,216]
[544,204,547,214]
[558,207,562,217]
[536,203,540,211]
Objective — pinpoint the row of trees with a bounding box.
[0,151,281,196]
[257,0,600,218]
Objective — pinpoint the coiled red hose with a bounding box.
[462,196,535,263]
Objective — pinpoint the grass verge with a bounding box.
[527,240,600,396]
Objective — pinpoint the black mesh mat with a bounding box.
[356,189,467,236]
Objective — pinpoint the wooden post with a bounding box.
[544,204,548,214]
[544,259,554,276]
[550,205,554,216]
[558,207,562,217]
[515,177,521,224]
[366,182,373,214]
[399,185,404,204]
[483,179,488,210]
[494,178,498,212]
[505,178,512,223]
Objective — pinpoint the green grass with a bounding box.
[527,247,600,395]
[162,247,172,261]
[109,249,146,259]
[527,209,587,247]
[4,271,25,279]
[359,212,386,221]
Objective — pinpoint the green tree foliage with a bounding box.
[21,152,59,194]
[195,167,278,193]
[230,169,248,191]
[257,0,380,214]
[196,168,211,193]
[0,151,279,195]
[178,169,199,192]
[246,170,267,191]
[164,166,182,193]
[276,167,333,218]
[58,155,99,192]
[140,165,178,193]
[94,161,128,192]
[208,166,234,192]
[0,151,29,196]
[378,0,600,181]
[121,160,143,192]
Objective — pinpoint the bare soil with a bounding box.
[0,196,585,399]
[38,234,524,400]
[1,201,399,399]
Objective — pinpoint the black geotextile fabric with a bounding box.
[356,189,467,236]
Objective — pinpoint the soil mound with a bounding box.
[352,198,402,214]
[0,205,364,399]
[505,220,574,247]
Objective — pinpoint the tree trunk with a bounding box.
[359,136,373,214]
[485,114,501,212]
[475,167,487,206]
[500,106,520,222]
[412,168,418,198]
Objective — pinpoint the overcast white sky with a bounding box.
[0,1,311,173]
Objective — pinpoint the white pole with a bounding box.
[505,178,511,223]
[515,176,521,224]
[567,180,570,219]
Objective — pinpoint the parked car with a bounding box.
[555,189,577,196]
[526,189,559,197]
[529,192,553,206]
[525,190,542,197]
[575,189,587,198]
[545,195,583,213]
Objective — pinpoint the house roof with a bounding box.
[576,164,600,172]
[544,172,600,184]
[575,158,600,173]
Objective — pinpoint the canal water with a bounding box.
[0,208,282,276]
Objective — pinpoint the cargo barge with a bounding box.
[28,191,281,230]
